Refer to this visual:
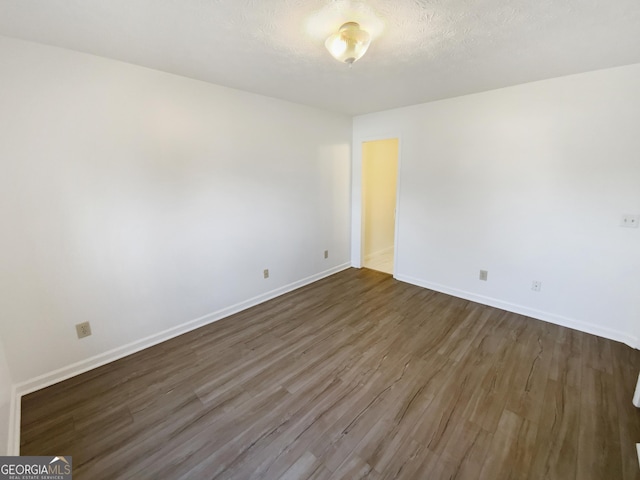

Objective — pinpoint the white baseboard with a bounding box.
[395,274,639,349]
[7,385,18,456]
[7,262,351,456]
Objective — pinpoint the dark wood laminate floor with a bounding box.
[21,268,640,479]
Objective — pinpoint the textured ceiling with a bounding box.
[0,0,639,115]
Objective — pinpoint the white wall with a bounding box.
[362,139,398,259]
[353,64,640,348]
[0,339,12,455]
[0,36,352,389]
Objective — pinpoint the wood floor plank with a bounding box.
[527,379,580,480]
[276,452,329,480]
[412,449,460,480]
[410,357,489,455]
[478,409,538,480]
[505,321,555,424]
[19,268,640,480]
[376,437,424,479]
[577,366,623,480]
[327,455,375,480]
[437,420,493,480]
[549,328,583,389]
[217,379,353,479]
[583,334,615,375]
[238,381,364,480]
[465,334,528,433]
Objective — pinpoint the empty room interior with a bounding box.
[1,0,640,478]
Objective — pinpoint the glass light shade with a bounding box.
[325,22,371,65]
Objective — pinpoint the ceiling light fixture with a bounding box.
[325,22,371,66]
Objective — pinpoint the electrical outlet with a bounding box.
[532,280,542,292]
[324,250,329,259]
[621,214,640,228]
[263,269,269,279]
[76,321,92,339]
[479,270,488,281]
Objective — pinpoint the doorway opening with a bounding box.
[361,138,399,275]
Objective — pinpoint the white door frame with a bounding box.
[351,133,403,278]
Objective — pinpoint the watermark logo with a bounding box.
[0,456,72,480]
